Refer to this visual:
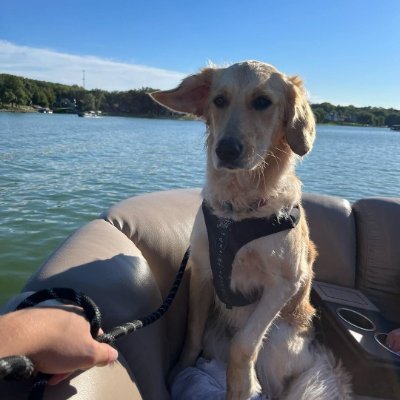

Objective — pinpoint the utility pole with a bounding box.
[82,69,86,89]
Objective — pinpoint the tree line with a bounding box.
[311,102,400,127]
[1,73,400,126]
[0,74,175,118]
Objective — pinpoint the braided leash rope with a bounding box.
[0,356,34,380]
[0,248,190,400]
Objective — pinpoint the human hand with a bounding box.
[386,328,400,353]
[0,307,118,385]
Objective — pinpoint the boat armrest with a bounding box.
[302,193,356,287]
[102,188,203,367]
[12,218,170,399]
[353,198,400,323]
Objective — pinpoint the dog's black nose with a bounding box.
[216,138,243,164]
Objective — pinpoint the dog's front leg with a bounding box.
[169,259,213,382]
[226,278,299,400]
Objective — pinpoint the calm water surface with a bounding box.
[1,112,399,303]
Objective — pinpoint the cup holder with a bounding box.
[375,333,400,357]
[336,307,375,331]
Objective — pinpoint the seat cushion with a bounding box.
[22,219,170,400]
[102,188,203,367]
[353,198,400,323]
[303,193,356,287]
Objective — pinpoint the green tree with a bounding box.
[373,115,385,126]
[312,107,326,123]
[385,113,400,126]
[4,75,28,105]
[32,90,49,107]
[1,90,16,106]
[357,112,374,125]
[77,92,95,112]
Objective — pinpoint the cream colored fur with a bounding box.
[151,61,352,400]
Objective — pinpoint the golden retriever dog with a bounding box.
[151,61,352,400]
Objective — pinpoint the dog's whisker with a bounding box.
[273,146,290,156]
[252,153,270,187]
[265,149,281,160]
[264,150,281,170]
[255,153,269,167]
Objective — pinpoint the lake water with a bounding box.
[0,112,399,304]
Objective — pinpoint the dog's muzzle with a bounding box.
[215,137,243,168]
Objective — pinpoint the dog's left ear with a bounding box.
[285,76,316,156]
[150,68,214,117]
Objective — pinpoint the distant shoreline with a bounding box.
[0,106,196,120]
[0,106,36,113]
[0,106,392,128]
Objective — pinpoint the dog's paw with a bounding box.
[226,365,261,400]
[226,386,261,400]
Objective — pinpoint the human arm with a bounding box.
[0,307,118,384]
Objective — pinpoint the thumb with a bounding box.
[92,342,119,367]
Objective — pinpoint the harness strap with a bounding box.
[202,201,300,308]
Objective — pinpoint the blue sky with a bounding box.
[0,0,399,108]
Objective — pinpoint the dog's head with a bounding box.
[151,61,315,171]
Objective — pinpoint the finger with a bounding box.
[92,342,118,367]
[387,332,400,351]
[393,337,400,352]
[386,333,394,348]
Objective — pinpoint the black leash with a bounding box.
[0,248,190,400]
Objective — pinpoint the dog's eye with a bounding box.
[213,96,228,108]
[252,96,272,111]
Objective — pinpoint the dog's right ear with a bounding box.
[150,68,214,117]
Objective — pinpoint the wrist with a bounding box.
[0,311,29,357]
[0,308,53,359]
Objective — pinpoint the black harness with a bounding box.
[202,201,300,309]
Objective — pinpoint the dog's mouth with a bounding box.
[216,159,243,170]
[213,147,265,172]
[214,155,263,172]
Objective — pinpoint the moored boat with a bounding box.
[78,110,102,118]
[37,107,53,114]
